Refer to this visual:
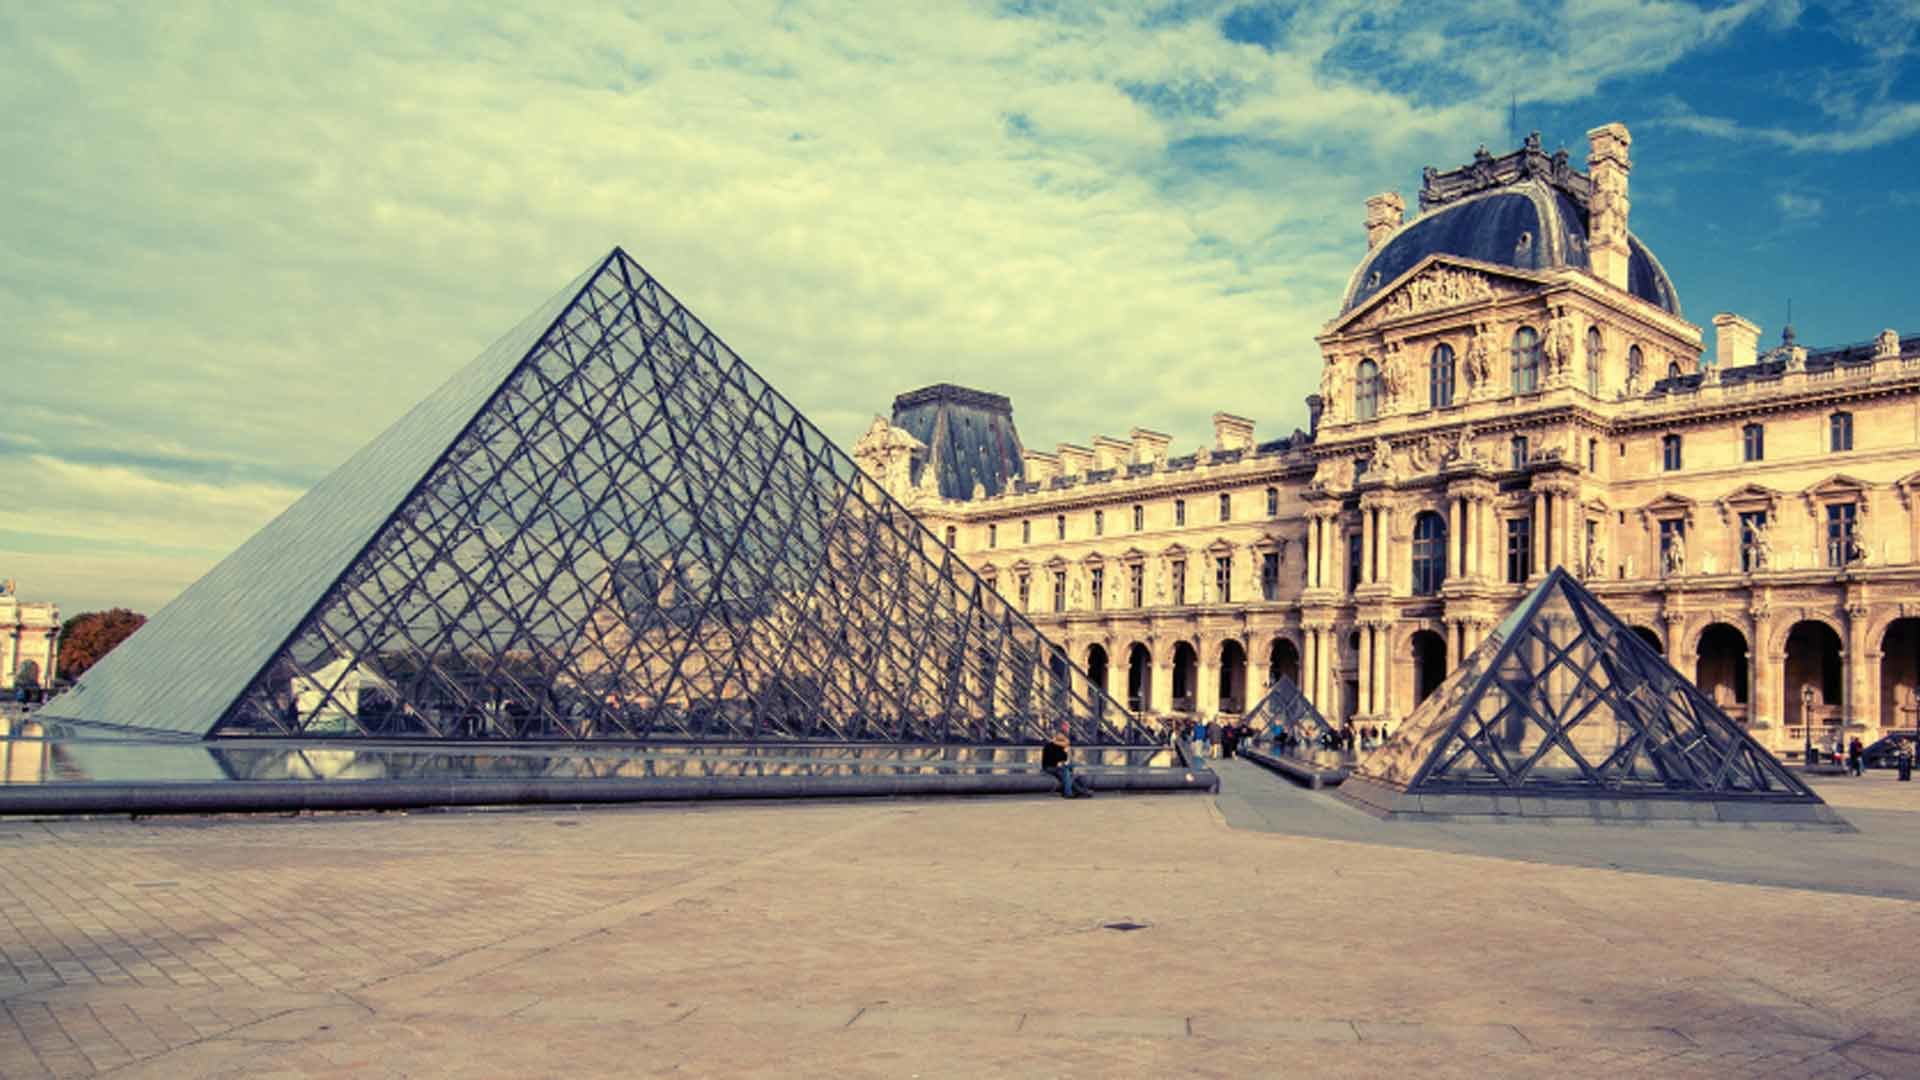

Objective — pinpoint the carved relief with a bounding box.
[1370,266,1498,324]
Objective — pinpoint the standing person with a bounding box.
[1899,738,1915,782]
[1847,736,1865,777]
[1193,715,1208,758]
[1222,721,1239,759]
[1041,724,1092,798]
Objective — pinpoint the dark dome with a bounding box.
[1340,178,1680,317]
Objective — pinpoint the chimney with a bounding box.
[1212,412,1255,452]
[1055,443,1093,478]
[1091,435,1131,472]
[1129,427,1170,467]
[1022,450,1060,486]
[1307,394,1325,435]
[1585,122,1633,292]
[1712,313,1760,369]
[1364,191,1405,249]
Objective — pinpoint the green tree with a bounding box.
[58,608,147,681]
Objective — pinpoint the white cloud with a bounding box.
[0,1,1822,612]
[1775,190,1825,218]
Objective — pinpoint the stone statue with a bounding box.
[1445,423,1475,464]
[1408,432,1442,472]
[1749,518,1772,570]
[1319,359,1340,417]
[1310,456,1353,493]
[1623,347,1645,397]
[1876,328,1901,360]
[1543,312,1575,381]
[1371,436,1394,472]
[1154,564,1168,602]
[1380,345,1407,406]
[1464,328,1491,394]
[1070,574,1083,608]
[1584,542,1606,580]
[1664,532,1687,577]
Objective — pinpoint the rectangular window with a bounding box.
[1021,520,1031,544]
[1266,487,1279,517]
[1830,412,1853,452]
[1132,504,1144,531]
[1261,552,1280,601]
[1129,564,1144,607]
[1588,438,1597,472]
[1511,435,1528,470]
[944,525,957,548]
[1743,423,1765,462]
[1215,555,1233,604]
[1055,514,1066,540]
[1827,503,1858,566]
[1506,516,1532,584]
[1090,566,1103,611]
[1662,433,1683,471]
[1017,573,1031,610]
[1093,510,1104,536]
[988,524,997,549]
[1174,499,1186,526]
[1052,571,1066,612]
[1218,493,1232,522]
[1739,510,1768,572]
[1171,559,1186,605]
[1347,532,1362,593]
[1659,518,1685,575]
[1584,519,1598,569]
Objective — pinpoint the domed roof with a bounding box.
[1340,176,1680,317]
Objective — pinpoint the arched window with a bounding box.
[1667,361,1681,381]
[1355,359,1380,420]
[1511,327,1541,394]
[1585,326,1604,394]
[1411,511,1447,595]
[1429,343,1455,408]
[1627,344,1644,387]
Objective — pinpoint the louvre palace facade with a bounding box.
[851,122,1920,758]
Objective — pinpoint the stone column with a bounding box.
[1846,602,1870,735]
[1150,649,1174,714]
[1104,646,1128,706]
[1531,493,1546,578]
[1197,639,1219,718]
[1305,517,1319,589]
[1465,497,1479,579]
[1447,497,1462,579]
[1361,508,1376,586]
[1375,625,1393,724]
[1358,625,1374,715]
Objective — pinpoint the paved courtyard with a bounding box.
[3,767,1920,1078]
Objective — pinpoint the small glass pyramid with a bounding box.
[1243,675,1334,748]
[1345,568,1840,823]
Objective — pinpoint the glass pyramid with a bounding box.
[1349,568,1828,814]
[44,249,1151,747]
[1243,675,1334,746]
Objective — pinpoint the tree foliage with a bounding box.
[58,608,147,681]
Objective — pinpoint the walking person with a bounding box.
[1041,723,1092,798]
[1898,738,1915,782]
[1847,736,1864,777]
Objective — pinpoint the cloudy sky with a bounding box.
[3,0,1916,616]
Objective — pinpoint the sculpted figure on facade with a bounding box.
[1663,531,1686,577]
[1584,541,1606,580]
[1462,326,1492,396]
[1542,312,1575,383]
[1369,436,1397,480]
[1877,328,1901,360]
[1408,431,1443,473]
[1750,517,1772,570]
[1318,357,1343,422]
[1623,346,1645,397]
[1444,423,1476,464]
[1310,455,1353,493]
[1380,344,1407,408]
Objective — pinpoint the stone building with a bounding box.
[0,579,60,695]
[853,122,1920,758]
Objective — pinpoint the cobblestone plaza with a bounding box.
[4,770,1919,1078]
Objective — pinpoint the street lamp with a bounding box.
[1801,683,1816,766]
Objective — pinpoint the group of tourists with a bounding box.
[1824,734,1919,780]
[1172,714,1256,758]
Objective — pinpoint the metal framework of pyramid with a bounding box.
[44,249,1152,747]
[1243,675,1333,745]
[1341,569,1842,825]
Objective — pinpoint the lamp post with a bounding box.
[1801,684,1816,766]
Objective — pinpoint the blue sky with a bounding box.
[2,1,1916,615]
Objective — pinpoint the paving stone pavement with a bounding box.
[0,771,1917,1078]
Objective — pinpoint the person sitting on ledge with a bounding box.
[1041,724,1093,798]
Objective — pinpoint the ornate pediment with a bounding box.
[1335,257,1536,333]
